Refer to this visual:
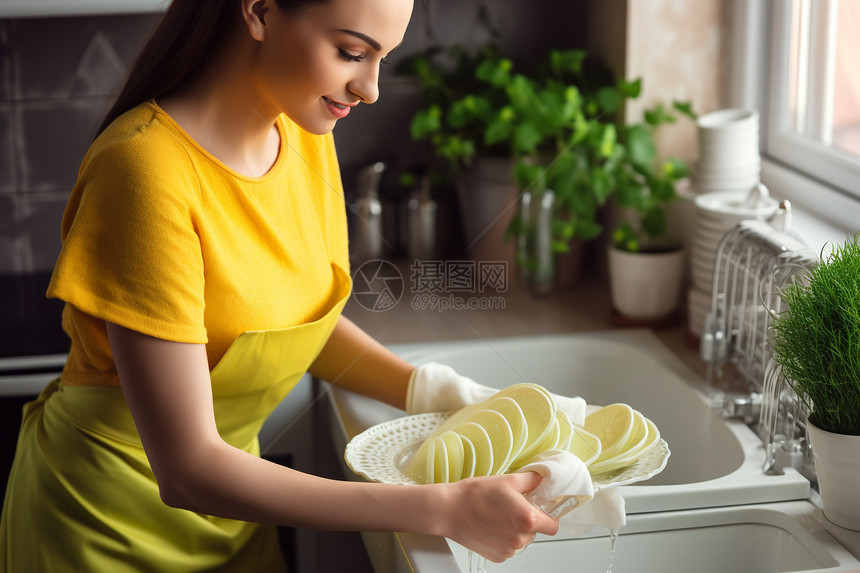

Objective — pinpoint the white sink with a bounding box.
[324,329,860,573]
[333,329,809,514]
[442,502,860,573]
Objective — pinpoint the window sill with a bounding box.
[761,158,859,252]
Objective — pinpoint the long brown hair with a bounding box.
[95,0,330,138]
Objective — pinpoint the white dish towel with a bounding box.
[518,449,626,536]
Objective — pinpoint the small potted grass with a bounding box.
[771,233,860,531]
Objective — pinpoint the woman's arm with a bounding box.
[309,315,414,410]
[106,321,557,562]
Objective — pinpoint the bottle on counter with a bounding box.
[518,188,556,295]
[351,162,386,263]
[405,175,437,261]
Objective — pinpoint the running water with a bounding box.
[468,550,487,573]
[606,527,621,573]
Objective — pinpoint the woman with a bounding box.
[0,0,560,570]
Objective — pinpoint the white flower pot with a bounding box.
[808,421,860,531]
[608,246,686,320]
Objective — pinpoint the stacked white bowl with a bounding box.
[688,185,779,337]
[686,109,770,339]
[691,109,761,194]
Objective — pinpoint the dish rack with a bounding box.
[699,203,819,478]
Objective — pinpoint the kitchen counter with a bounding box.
[342,264,708,381]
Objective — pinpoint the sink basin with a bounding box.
[324,329,838,573]
[442,502,860,573]
[367,329,810,513]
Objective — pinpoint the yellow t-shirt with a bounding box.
[47,101,350,386]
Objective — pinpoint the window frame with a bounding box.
[729,0,860,238]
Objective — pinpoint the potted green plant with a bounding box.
[771,234,860,531]
[400,40,695,299]
[398,41,522,265]
[502,64,695,297]
[606,100,696,322]
[501,49,624,293]
[400,44,634,287]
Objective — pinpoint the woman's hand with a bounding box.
[432,472,559,563]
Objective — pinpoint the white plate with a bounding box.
[694,216,743,235]
[691,268,714,291]
[692,237,721,255]
[697,108,759,131]
[344,412,670,491]
[694,189,778,220]
[694,225,732,241]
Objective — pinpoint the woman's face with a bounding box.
[252,0,414,134]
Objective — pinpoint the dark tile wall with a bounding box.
[0,13,161,276]
[0,13,161,358]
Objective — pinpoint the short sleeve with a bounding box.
[48,124,208,343]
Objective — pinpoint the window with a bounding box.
[787,1,860,158]
[730,0,860,239]
[766,0,860,197]
[730,0,858,202]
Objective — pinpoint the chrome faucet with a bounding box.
[721,392,761,425]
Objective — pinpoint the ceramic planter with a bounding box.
[608,245,686,320]
[454,157,518,266]
[807,421,860,531]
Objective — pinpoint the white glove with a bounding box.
[405,362,496,415]
[405,362,587,425]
